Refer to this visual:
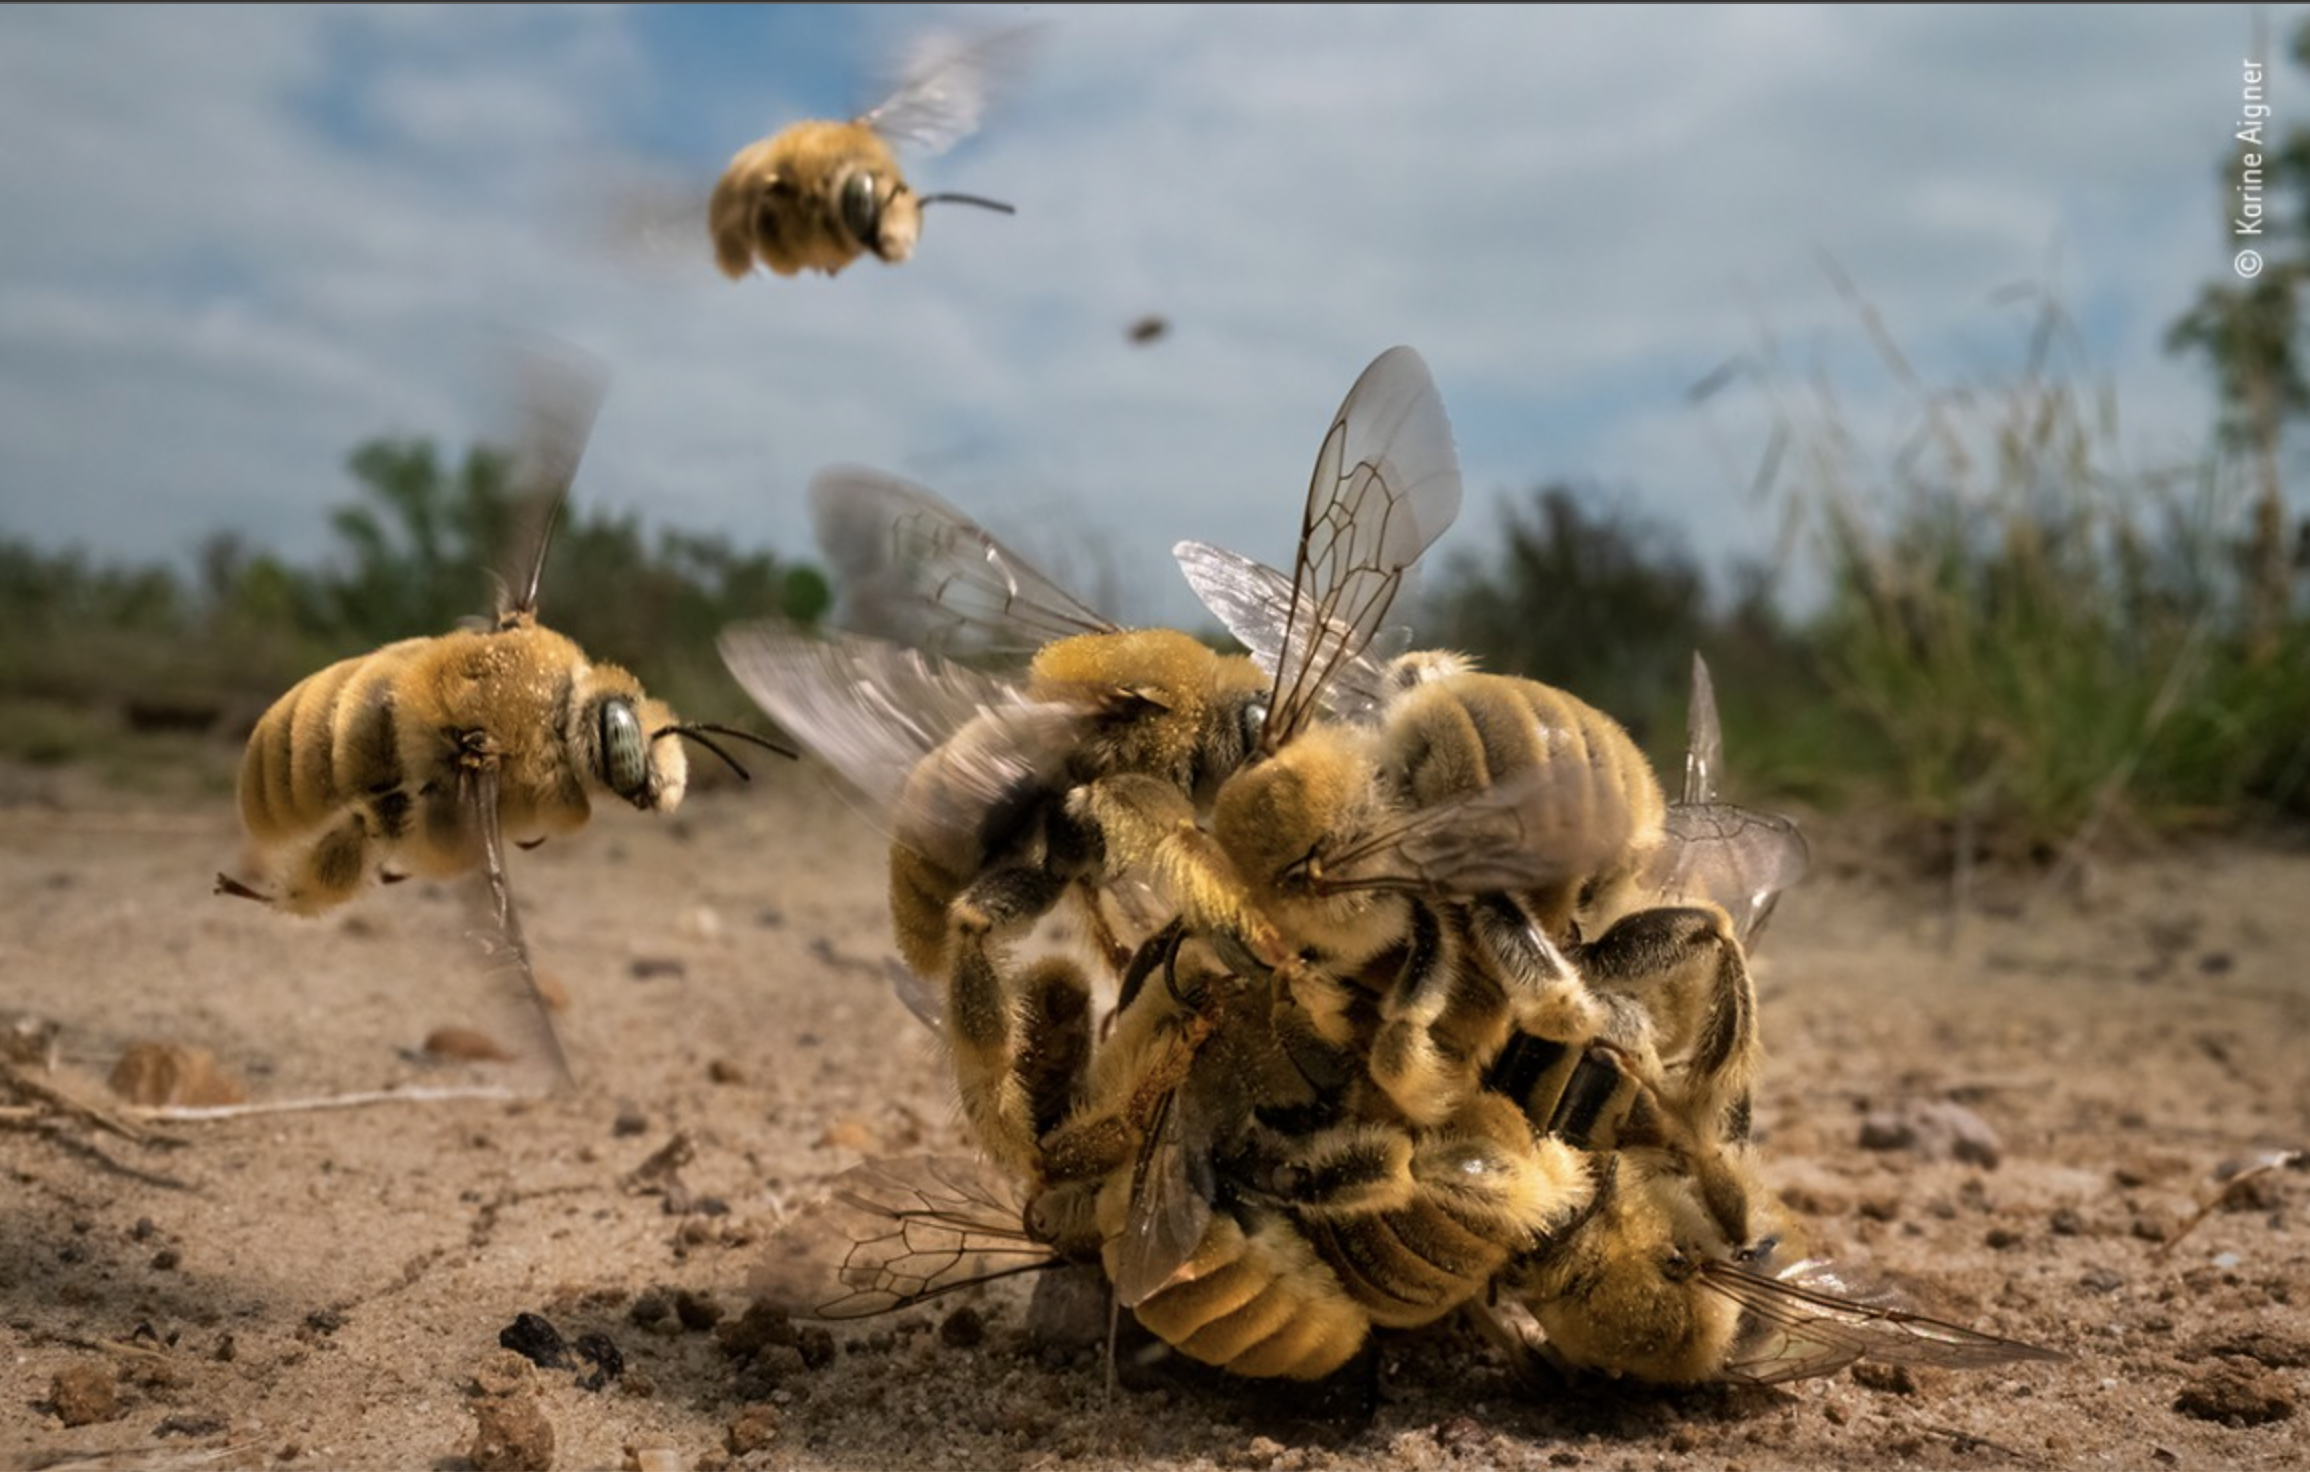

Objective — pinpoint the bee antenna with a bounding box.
[916,191,1016,215]
[650,722,799,781]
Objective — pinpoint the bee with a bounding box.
[1466,663,2054,1388]
[757,922,1588,1385]
[720,346,1464,1182]
[709,24,1032,279]
[1178,519,1813,1149]
[1486,1130,2068,1387]
[217,351,792,1079]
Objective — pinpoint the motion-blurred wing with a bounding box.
[811,466,1116,661]
[716,619,1086,867]
[856,22,1042,156]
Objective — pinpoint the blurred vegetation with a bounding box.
[0,433,829,787]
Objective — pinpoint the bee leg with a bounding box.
[1465,894,1612,1047]
[1365,902,1489,1127]
[947,862,1072,1178]
[245,815,377,916]
[1578,903,1756,1145]
[213,873,270,903]
[1067,774,1283,965]
[1014,956,1095,1142]
[1071,877,1139,977]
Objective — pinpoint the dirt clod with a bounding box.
[726,1401,780,1455]
[47,1361,121,1426]
[468,1392,556,1472]
[2173,1358,2296,1425]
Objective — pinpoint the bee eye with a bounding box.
[839,170,882,247]
[598,698,650,802]
[1238,699,1268,750]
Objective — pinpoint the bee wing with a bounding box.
[1110,1074,1218,1309]
[1707,1258,2067,1387]
[1681,652,1724,808]
[1651,805,1813,948]
[748,1155,1060,1320]
[1649,652,1810,946]
[718,618,1077,814]
[855,22,1042,157]
[1261,346,1463,750]
[1173,539,1409,725]
[811,466,1117,661]
[1319,764,1632,899]
[498,341,610,622]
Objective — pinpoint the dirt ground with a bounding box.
[3,748,2307,1472]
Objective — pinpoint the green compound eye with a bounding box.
[599,698,649,803]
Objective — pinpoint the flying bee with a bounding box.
[217,350,793,1079]
[709,23,1033,279]
[720,345,1464,1182]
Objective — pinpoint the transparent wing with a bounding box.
[1110,1068,1217,1310]
[857,22,1043,156]
[1681,651,1725,807]
[1708,1258,2067,1387]
[748,1156,1061,1320]
[716,614,1085,831]
[1106,937,1227,1309]
[1174,539,1409,725]
[498,341,609,623]
[1316,764,1634,899]
[1653,806,1812,947]
[1647,653,1811,947]
[811,466,1116,661]
[1260,345,1463,750]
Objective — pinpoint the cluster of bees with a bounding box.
[210,25,2061,1404]
[718,347,2063,1390]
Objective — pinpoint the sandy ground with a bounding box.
[3,750,2308,1472]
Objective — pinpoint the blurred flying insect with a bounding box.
[710,23,1034,279]
[217,349,793,1080]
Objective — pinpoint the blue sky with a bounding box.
[0,4,2296,629]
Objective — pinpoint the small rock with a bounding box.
[472,1348,539,1399]
[939,1305,985,1348]
[48,1361,120,1426]
[1858,1097,2002,1167]
[423,1027,515,1063]
[469,1393,556,1472]
[499,1313,571,1371]
[715,1300,797,1360]
[107,1041,248,1107]
[2174,1359,2295,1424]
[674,1290,724,1332]
[572,1331,624,1392]
[727,1402,781,1455]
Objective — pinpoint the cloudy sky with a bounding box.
[0,4,2294,628]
